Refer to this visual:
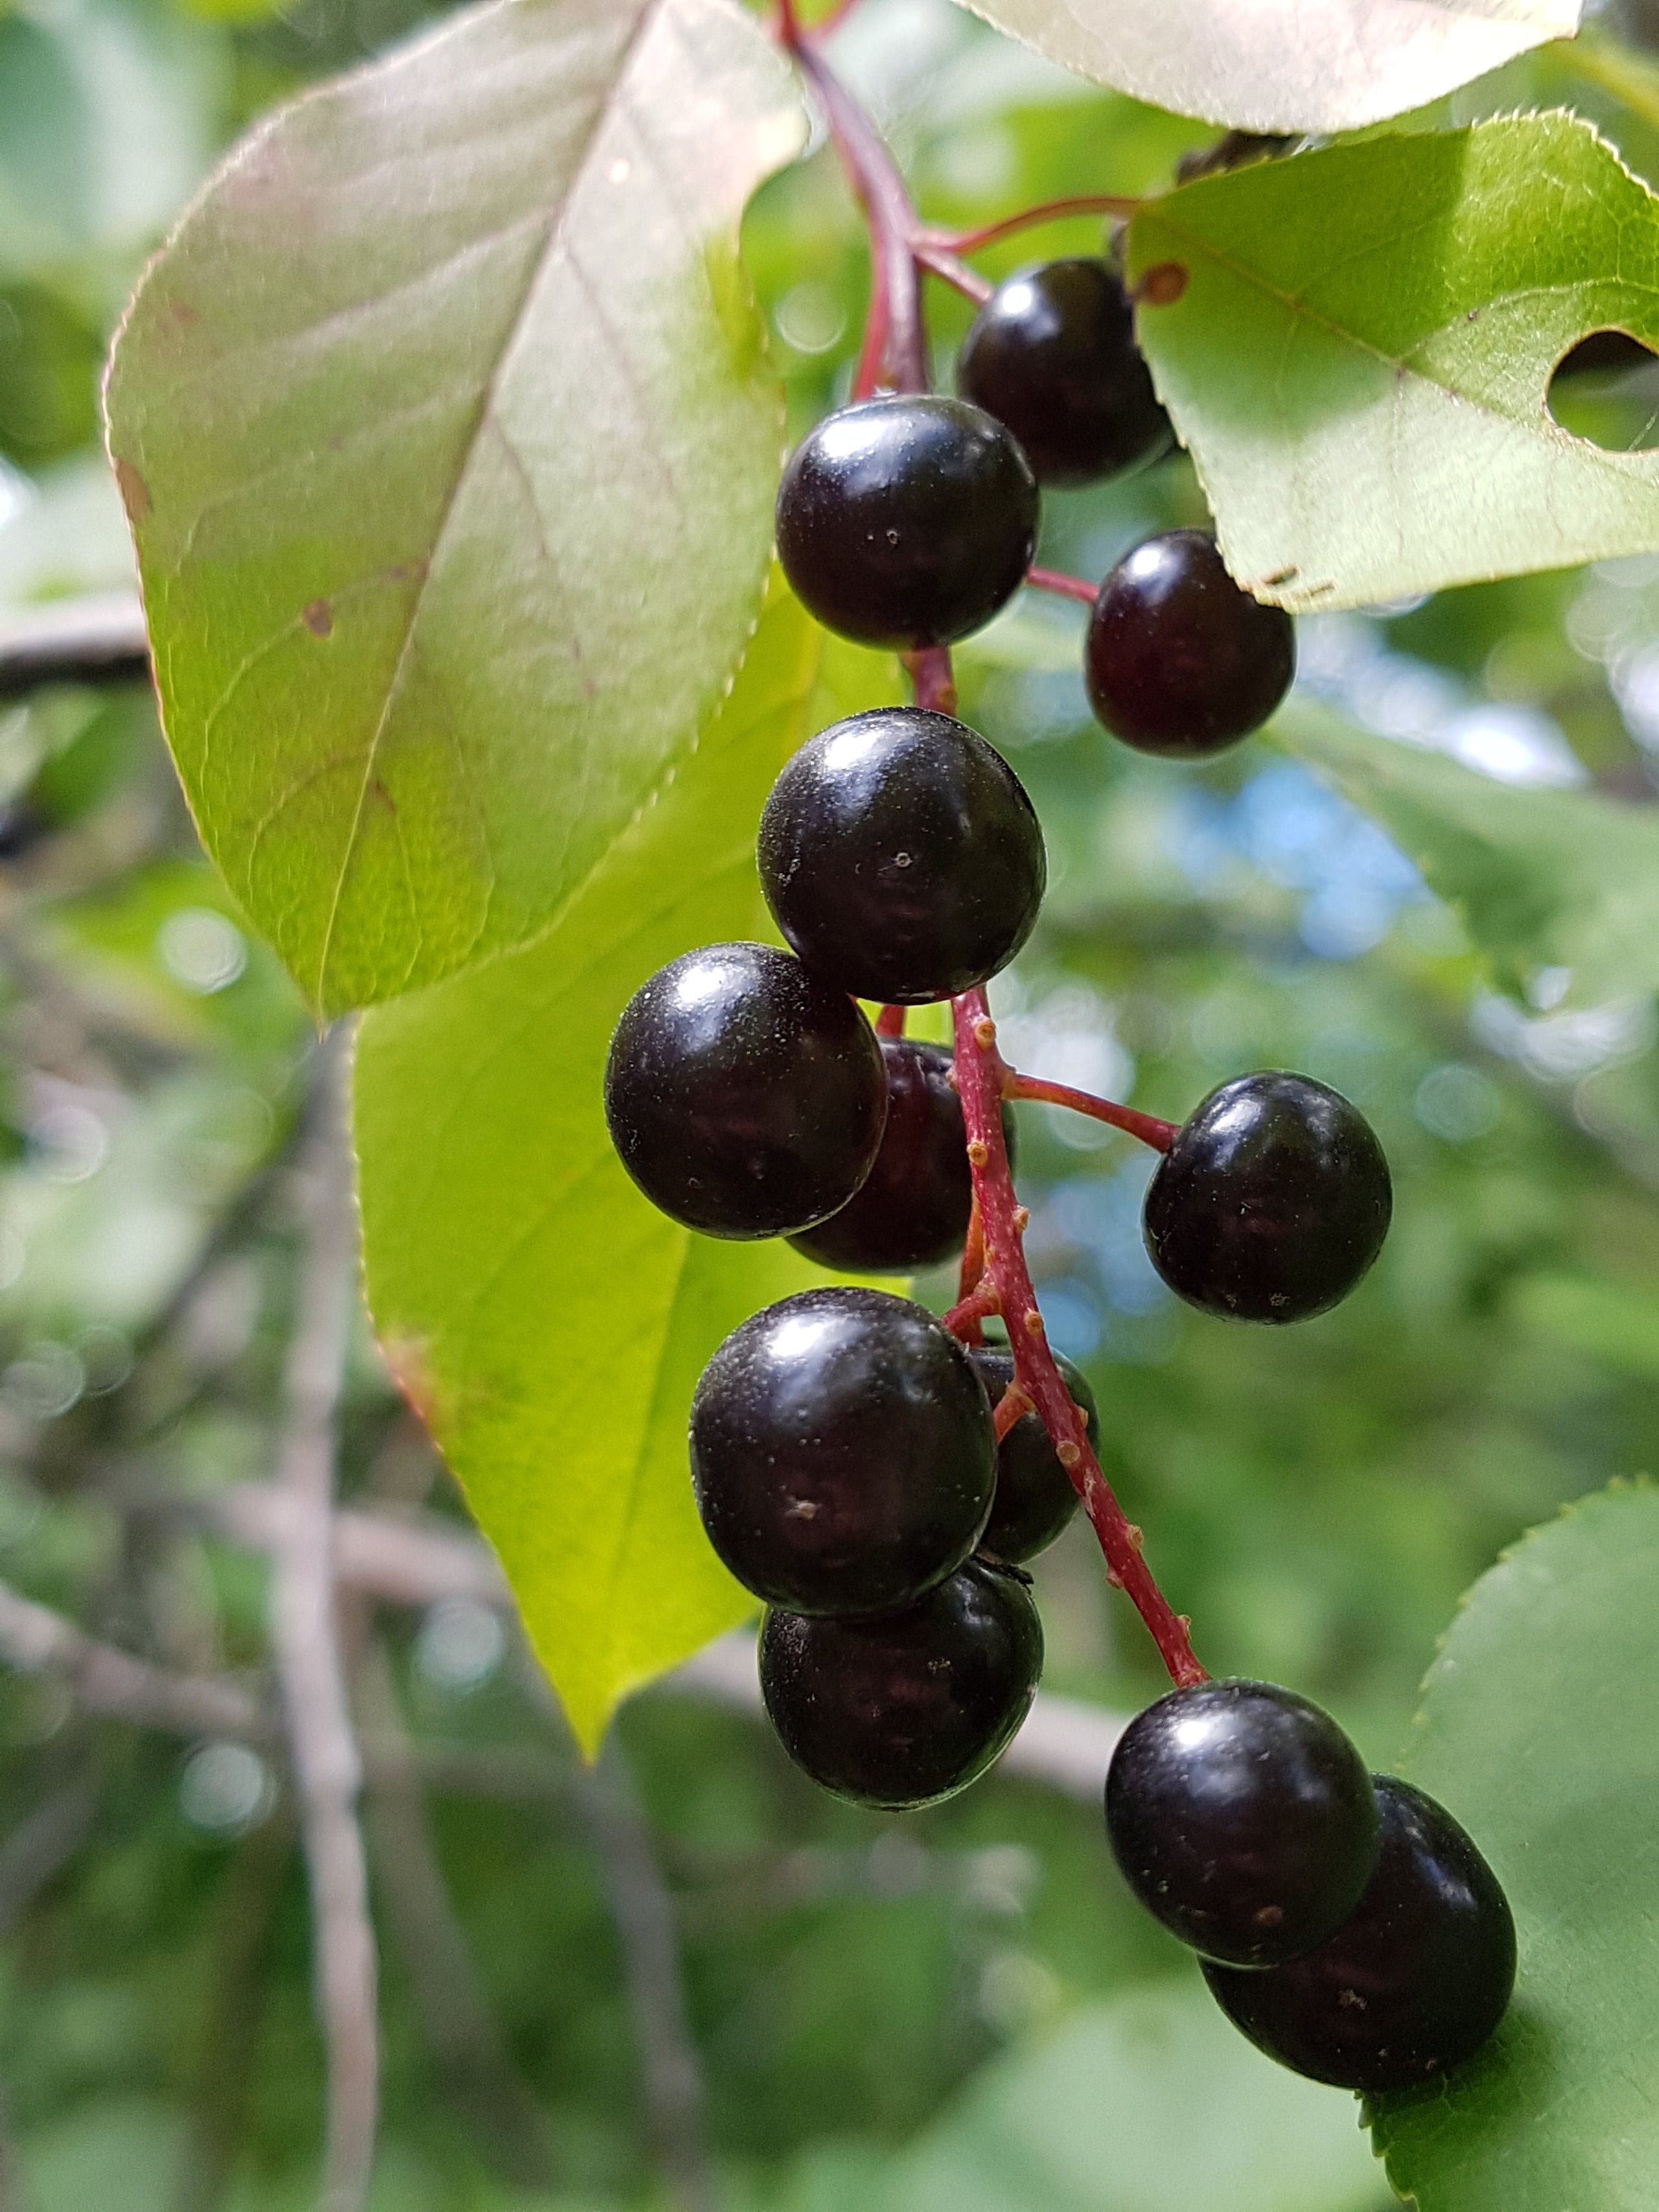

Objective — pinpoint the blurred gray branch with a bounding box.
[267,1031,378,2212]
[0,594,150,700]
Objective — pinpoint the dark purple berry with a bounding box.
[1143,1073,1391,1323]
[760,1557,1043,1808]
[604,943,886,1240]
[758,706,1045,1004]
[1106,1679,1380,1967]
[1203,1775,1516,2092]
[790,1039,1016,1274]
[968,1344,1096,1563]
[1085,530,1295,758]
[689,1287,994,1616]
[957,260,1171,488]
[776,395,1038,650]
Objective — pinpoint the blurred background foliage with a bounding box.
[4,0,1659,2206]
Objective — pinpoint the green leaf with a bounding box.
[1271,699,1659,1005]
[1370,1481,1659,2209]
[353,581,899,1754]
[951,0,1578,133]
[0,0,221,285]
[890,1982,1383,2212]
[104,0,805,1018]
[1127,114,1659,612]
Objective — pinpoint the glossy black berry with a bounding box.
[689,1287,995,1616]
[760,1557,1043,1808]
[968,1345,1097,1563]
[957,261,1171,488]
[790,1039,1016,1274]
[604,943,887,1240]
[1106,1679,1380,1968]
[1203,1775,1516,2092]
[1143,1073,1391,1323]
[775,395,1039,650]
[758,707,1046,1004]
[1085,530,1295,758]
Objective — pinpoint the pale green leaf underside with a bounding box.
[1370,1482,1659,2211]
[1273,699,1659,1005]
[1128,114,1659,611]
[951,0,1578,133]
[353,585,901,1754]
[105,0,804,1018]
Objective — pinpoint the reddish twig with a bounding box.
[782,26,927,393]
[955,992,1205,1686]
[902,647,957,714]
[913,241,993,305]
[876,1005,907,1038]
[932,196,1139,257]
[1004,1074,1176,1153]
[992,1382,1034,1441]
[943,1284,1001,1340]
[1026,565,1100,607]
[958,1194,985,1304]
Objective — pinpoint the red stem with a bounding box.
[943,1285,1001,1339]
[992,1382,1033,1442]
[783,28,927,393]
[903,647,957,714]
[774,0,1205,1692]
[876,1005,907,1038]
[1026,565,1100,608]
[1004,1075,1176,1154]
[913,242,993,305]
[955,991,1205,1686]
[935,195,1139,256]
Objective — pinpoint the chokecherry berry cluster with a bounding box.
[600,0,1517,2099]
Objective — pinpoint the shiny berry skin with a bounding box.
[758,708,1046,1004]
[968,1345,1098,1563]
[1106,1679,1380,1968]
[775,395,1039,650]
[689,1287,995,1616]
[790,1040,1017,1274]
[604,944,887,1240]
[759,1558,1043,1808]
[1085,531,1295,758]
[1143,1073,1391,1324]
[957,260,1171,489]
[1203,1775,1516,2092]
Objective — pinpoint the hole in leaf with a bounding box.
[1548,330,1659,452]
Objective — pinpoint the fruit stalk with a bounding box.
[1003,1074,1176,1152]
[953,986,1206,1687]
[779,14,925,395]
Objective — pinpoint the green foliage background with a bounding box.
[5,0,1659,2206]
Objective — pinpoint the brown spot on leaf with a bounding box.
[303,598,334,638]
[114,458,150,523]
[1263,566,1299,588]
[382,1333,439,1429]
[1138,261,1189,307]
[171,301,198,328]
[370,778,396,815]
